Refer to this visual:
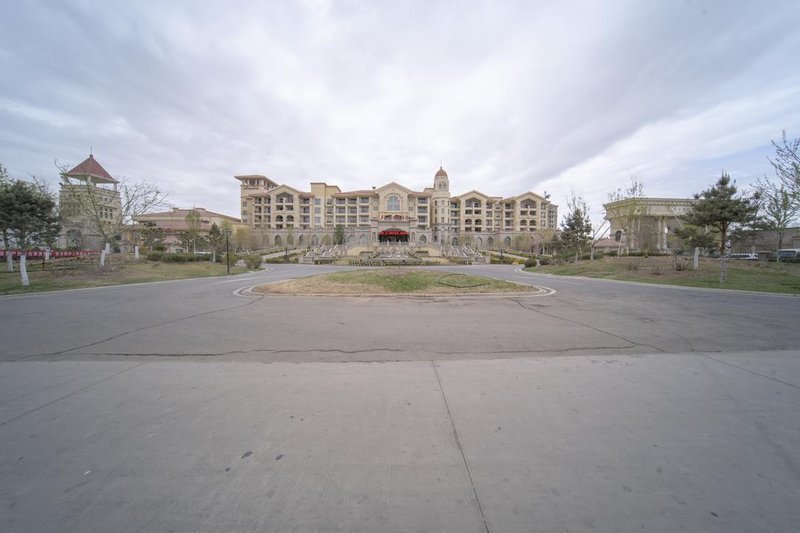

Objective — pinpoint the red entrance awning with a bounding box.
[379,230,408,236]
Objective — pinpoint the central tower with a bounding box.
[431,166,451,244]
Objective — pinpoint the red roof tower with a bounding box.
[65,154,118,184]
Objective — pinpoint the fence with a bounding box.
[0,250,101,259]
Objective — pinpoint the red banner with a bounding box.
[0,250,100,259]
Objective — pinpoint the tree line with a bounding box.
[551,130,799,262]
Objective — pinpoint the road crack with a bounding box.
[9,296,265,362]
[513,298,666,354]
[0,362,145,427]
[432,361,491,533]
[701,353,800,391]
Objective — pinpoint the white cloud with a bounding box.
[0,0,798,222]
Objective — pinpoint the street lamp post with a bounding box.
[225,230,231,275]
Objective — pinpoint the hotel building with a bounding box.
[236,167,558,249]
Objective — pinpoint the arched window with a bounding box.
[387,195,400,211]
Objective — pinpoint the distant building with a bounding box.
[58,154,122,250]
[736,226,800,254]
[235,167,558,250]
[132,207,242,253]
[603,197,697,253]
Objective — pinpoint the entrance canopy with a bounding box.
[379,229,409,243]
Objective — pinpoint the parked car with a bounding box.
[775,249,800,262]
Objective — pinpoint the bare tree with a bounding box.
[532,227,557,255]
[560,192,592,261]
[769,130,800,195]
[607,176,646,254]
[59,162,168,248]
[184,208,202,254]
[755,178,799,261]
[757,131,800,261]
[589,219,610,260]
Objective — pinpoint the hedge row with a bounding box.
[146,252,212,263]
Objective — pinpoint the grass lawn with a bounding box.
[0,258,248,295]
[525,256,800,294]
[254,268,537,295]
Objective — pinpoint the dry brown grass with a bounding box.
[254,269,537,295]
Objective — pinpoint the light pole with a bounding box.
[225,229,231,275]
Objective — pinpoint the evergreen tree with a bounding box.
[334,225,345,245]
[683,172,758,255]
[140,221,165,251]
[207,223,225,261]
[1,177,60,285]
[559,195,592,261]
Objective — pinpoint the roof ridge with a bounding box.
[65,154,118,183]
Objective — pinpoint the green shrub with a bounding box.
[538,256,550,266]
[490,255,515,264]
[243,253,263,270]
[524,258,537,268]
[146,252,212,263]
[164,253,190,263]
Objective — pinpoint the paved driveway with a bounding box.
[1,265,798,532]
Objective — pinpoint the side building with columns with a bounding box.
[235,167,558,250]
[603,197,697,253]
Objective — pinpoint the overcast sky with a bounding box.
[2,0,799,228]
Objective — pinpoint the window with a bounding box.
[387,195,400,211]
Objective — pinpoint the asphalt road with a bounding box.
[1,265,799,532]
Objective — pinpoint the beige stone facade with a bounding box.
[58,155,123,250]
[603,197,697,252]
[132,208,243,253]
[236,167,558,250]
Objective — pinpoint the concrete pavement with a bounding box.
[1,265,799,532]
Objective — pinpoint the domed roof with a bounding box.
[435,166,448,178]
